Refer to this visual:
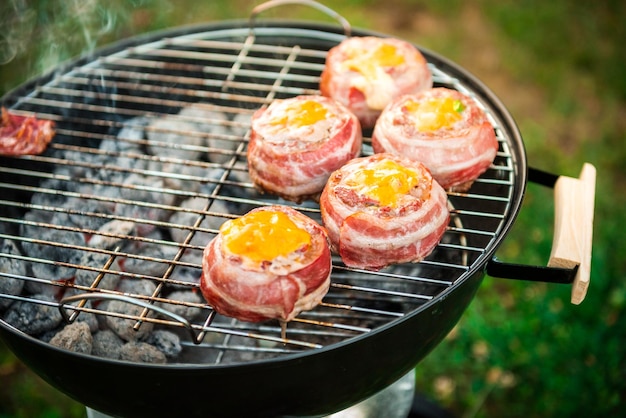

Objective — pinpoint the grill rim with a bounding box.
[0,19,528,369]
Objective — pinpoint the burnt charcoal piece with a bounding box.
[121,237,179,278]
[168,196,221,248]
[74,251,122,291]
[0,239,27,311]
[177,104,231,164]
[147,116,206,161]
[147,159,208,193]
[65,197,113,231]
[87,219,136,250]
[74,310,100,333]
[117,278,157,297]
[49,321,93,354]
[155,290,203,321]
[3,293,63,335]
[119,341,166,364]
[163,262,203,289]
[91,329,124,359]
[20,211,86,283]
[146,330,182,358]
[104,298,155,342]
[113,174,177,236]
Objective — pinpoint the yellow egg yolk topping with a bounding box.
[270,100,329,128]
[220,210,311,263]
[344,159,420,208]
[344,43,406,76]
[404,97,465,132]
[341,42,406,110]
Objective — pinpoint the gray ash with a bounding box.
[0,239,27,310]
[146,330,182,359]
[155,290,204,322]
[91,329,124,359]
[103,298,156,342]
[73,251,122,291]
[19,212,86,286]
[3,294,63,335]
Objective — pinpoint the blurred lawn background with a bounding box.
[1,0,624,417]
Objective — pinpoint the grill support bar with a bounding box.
[486,258,577,284]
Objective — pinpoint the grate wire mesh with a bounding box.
[0,25,518,364]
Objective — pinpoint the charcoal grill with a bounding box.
[0,2,595,417]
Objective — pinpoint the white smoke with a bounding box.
[0,0,127,93]
[36,0,120,74]
[0,0,36,65]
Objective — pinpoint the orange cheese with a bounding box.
[345,43,405,77]
[341,42,406,110]
[404,97,464,132]
[221,210,311,262]
[270,100,328,128]
[345,159,420,207]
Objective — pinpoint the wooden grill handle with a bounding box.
[487,163,597,305]
[548,163,596,304]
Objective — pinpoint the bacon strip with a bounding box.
[200,206,332,323]
[320,154,449,271]
[248,95,362,203]
[320,37,432,128]
[372,88,499,191]
[0,108,55,156]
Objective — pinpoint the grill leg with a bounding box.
[86,408,113,418]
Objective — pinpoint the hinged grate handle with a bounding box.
[59,292,199,342]
[249,0,352,38]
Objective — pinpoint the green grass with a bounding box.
[1,1,624,417]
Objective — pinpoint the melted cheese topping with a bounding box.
[404,97,465,132]
[220,210,311,263]
[270,100,329,128]
[344,43,405,76]
[341,42,406,110]
[344,159,420,207]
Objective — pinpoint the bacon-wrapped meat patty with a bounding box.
[372,88,499,191]
[248,95,362,203]
[0,108,55,156]
[320,36,432,128]
[200,205,332,324]
[320,153,449,271]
